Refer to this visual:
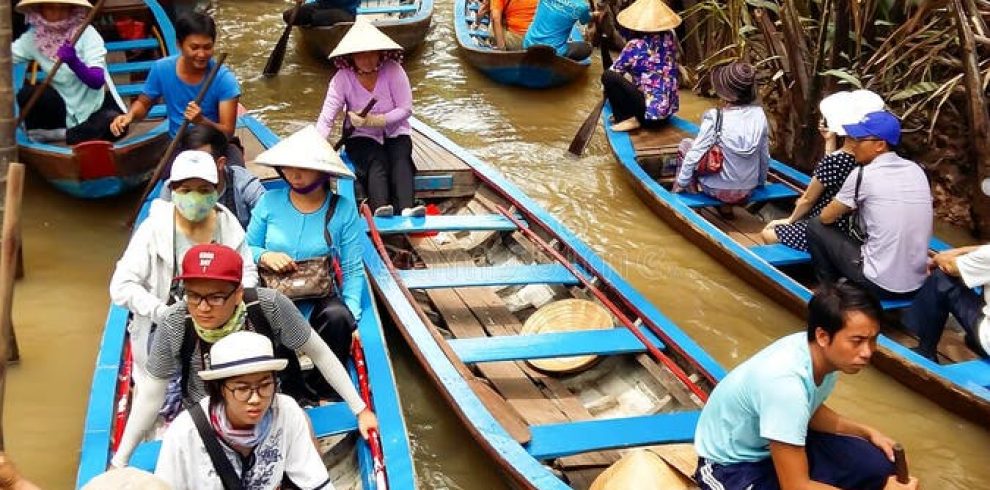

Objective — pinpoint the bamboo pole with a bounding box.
[0,163,23,451]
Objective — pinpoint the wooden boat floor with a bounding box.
[411,129,477,198]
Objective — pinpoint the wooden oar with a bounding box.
[127,52,229,227]
[893,443,910,484]
[351,337,388,489]
[263,0,305,77]
[16,0,106,128]
[333,98,378,151]
[567,22,614,156]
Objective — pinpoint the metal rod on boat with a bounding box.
[333,98,378,151]
[352,337,388,489]
[0,162,25,449]
[494,204,709,402]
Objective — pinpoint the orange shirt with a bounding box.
[492,0,538,35]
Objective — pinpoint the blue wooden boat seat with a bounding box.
[357,4,418,14]
[117,83,143,97]
[749,243,809,267]
[398,263,582,289]
[941,359,990,388]
[374,214,520,235]
[526,411,700,459]
[677,183,799,208]
[107,60,155,75]
[148,104,166,119]
[448,328,666,363]
[414,174,454,191]
[129,440,162,471]
[106,38,160,52]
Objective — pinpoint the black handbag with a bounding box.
[849,165,868,243]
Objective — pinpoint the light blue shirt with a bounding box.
[246,188,364,321]
[694,333,838,464]
[677,106,771,190]
[522,0,590,56]
[142,55,240,137]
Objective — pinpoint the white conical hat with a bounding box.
[254,125,356,179]
[81,468,171,490]
[16,0,92,14]
[617,0,682,33]
[327,18,403,60]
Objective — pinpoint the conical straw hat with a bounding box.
[81,468,172,490]
[589,449,693,490]
[521,299,613,374]
[16,0,92,14]
[254,125,356,179]
[617,0,682,33]
[327,18,403,60]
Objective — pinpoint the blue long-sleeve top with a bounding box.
[247,188,364,321]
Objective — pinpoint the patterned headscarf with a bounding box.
[333,49,404,73]
[25,6,88,60]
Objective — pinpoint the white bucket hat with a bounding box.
[167,150,218,186]
[81,468,172,490]
[254,125,356,179]
[198,331,288,381]
[16,0,92,14]
[819,90,886,136]
[327,18,403,60]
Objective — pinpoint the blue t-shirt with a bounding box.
[694,333,839,465]
[522,0,590,56]
[142,55,240,137]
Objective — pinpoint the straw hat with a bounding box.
[617,0,682,33]
[81,468,172,490]
[327,18,403,60]
[589,449,693,490]
[711,61,756,103]
[254,125,356,179]
[16,0,92,14]
[198,331,288,381]
[521,299,613,374]
[819,90,885,136]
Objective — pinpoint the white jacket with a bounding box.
[109,199,258,339]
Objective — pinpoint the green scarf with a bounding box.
[193,302,247,343]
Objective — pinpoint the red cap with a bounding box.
[175,244,243,284]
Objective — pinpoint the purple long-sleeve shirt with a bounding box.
[315,60,412,144]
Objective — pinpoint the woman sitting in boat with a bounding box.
[13,0,124,144]
[155,331,332,489]
[761,90,885,250]
[315,19,424,218]
[283,0,358,27]
[109,150,257,385]
[603,0,681,132]
[522,0,597,60]
[247,126,367,398]
[673,61,770,207]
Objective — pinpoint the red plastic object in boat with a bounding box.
[73,140,117,180]
[409,203,441,238]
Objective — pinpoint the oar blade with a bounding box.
[263,26,293,77]
[567,97,606,156]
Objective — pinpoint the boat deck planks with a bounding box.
[412,130,477,198]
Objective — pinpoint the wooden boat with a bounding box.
[75,114,416,489]
[13,0,178,199]
[453,0,591,88]
[297,0,434,60]
[359,118,725,488]
[601,102,990,426]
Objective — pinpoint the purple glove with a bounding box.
[56,42,80,65]
[57,42,105,90]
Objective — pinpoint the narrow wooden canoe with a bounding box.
[297,0,434,60]
[13,0,177,199]
[75,114,416,489]
[360,118,724,488]
[602,102,990,426]
[453,0,590,88]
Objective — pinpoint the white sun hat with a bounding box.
[16,0,93,14]
[166,150,218,186]
[819,90,886,136]
[81,468,172,490]
[198,331,288,381]
[254,125,356,179]
[327,17,403,60]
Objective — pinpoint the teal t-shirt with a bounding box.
[694,333,838,464]
[522,0,590,56]
[142,55,240,137]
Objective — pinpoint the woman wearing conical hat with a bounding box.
[13,0,125,143]
[315,19,424,218]
[604,0,682,132]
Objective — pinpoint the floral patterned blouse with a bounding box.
[609,30,679,120]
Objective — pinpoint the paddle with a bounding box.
[263,0,305,77]
[16,0,107,128]
[333,98,378,151]
[127,52,229,227]
[567,14,614,156]
[893,443,910,484]
[351,337,389,489]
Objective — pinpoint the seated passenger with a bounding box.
[283,0,358,27]
[315,19,423,217]
[603,0,681,132]
[109,150,257,385]
[161,125,265,229]
[673,62,770,207]
[762,90,884,250]
[110,244,377,468]
[491,0,537,50]
[522,0,597,61]
[13,0,124,144]
[810,110,932,300]
[155,332,332,489]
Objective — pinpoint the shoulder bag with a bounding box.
[187,401,244,490]
[849,165,868,243]
[259,194,340,300]
[696,108,724,176]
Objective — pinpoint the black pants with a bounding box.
[17,85,124,144]
[901,269,988,360]
[602,70,665,128]
[806,218,916,300]
[346,135,415,211]
[279,294,355,404]
[283,3,355,26]
[563,41,592,60]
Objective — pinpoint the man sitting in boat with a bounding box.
[491,0,537,50]
[809,110,932,301]
[522,0,597,60]
[110,243,378,468]
[160,125,265,229]
[283,0,358,27]
[156,332,332,490]
[693,282,918,490]
[109,11,244,165]
[13,0,125,144]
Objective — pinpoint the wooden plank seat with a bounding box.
[107,60,155,75]
[749,243,810,267]
[398,263,582,289]
[448,328,666,364]
[357,4,418,14]
[525,411,701,460]
[677,183,799,208]
[940,359,990,388]
[373,214,520,235]
[105,38,160,52]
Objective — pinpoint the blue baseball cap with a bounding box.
[842,110,901,146]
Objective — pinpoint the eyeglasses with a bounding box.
[853,137,884,143]
[185,287,238,307]
[223,379,277,402]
